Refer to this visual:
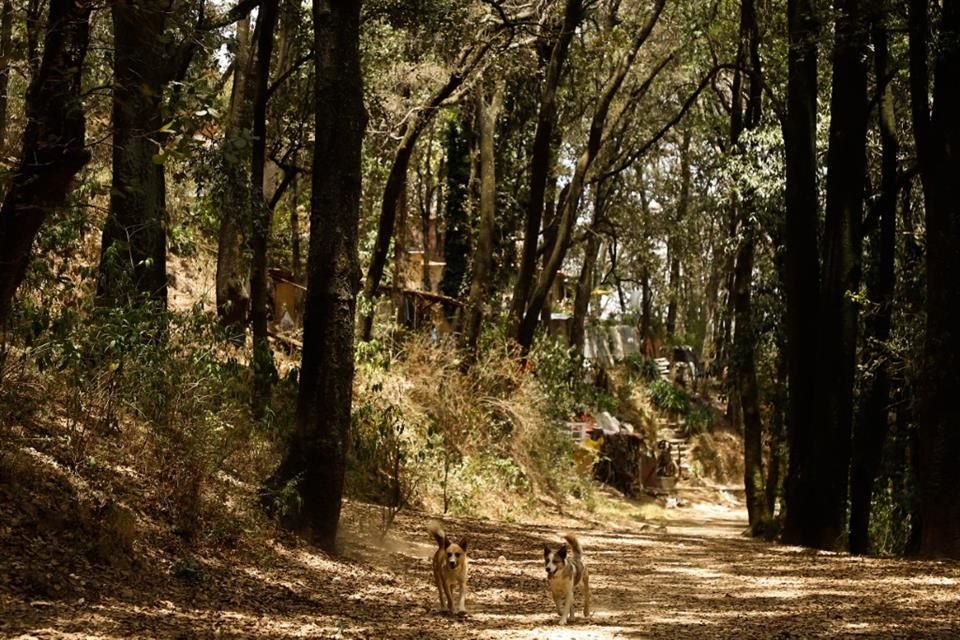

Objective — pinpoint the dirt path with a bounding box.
[3,490,959,639]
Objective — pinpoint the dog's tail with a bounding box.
[563,533,583,559]
[427,521,446,549]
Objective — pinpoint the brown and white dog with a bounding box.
[428,522,469,615]
[544,533,591,624]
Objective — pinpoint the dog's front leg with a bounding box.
[441,578,455,614]
[559,585,574,624]
[456,578,467,614]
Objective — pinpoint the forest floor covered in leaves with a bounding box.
[3,450,959,640]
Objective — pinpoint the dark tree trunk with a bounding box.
[462,86,501,362]
[439,118,471,315]
[731,0,768,534]
[0,0,14,152]
[733,229,769,530]
[249,0,280,419]
[265,0,365,553]
[638,170,653,343]
[849,8,898,556]
[0,0,92,327]
[910,0,960,558]
[510,0,583,336]
[781,0,822,547]
[665,129,691,340]
[809,0,869,550]
[216,16,255,334]
[766,316,789,517]
[25,0,42,77]
[98,1,175,306]
[570,185,605,357]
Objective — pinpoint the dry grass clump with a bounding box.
[348,333,585,525]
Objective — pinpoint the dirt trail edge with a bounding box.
[3,490,959,639]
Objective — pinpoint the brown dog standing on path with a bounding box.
[428,522,469,615]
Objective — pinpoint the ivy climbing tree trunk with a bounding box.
[462,86,502,363]
[215,16,255,335]
[439,118,472,315]
[264,0,366,553]
[0,0,92,328]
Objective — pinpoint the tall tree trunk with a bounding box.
[250,0,280,419]
[0,0,92,327]
[781,0,822,547]
[0,0,14,152]
[265,0,365,553]
[910,0,960,558]
[462,86,502,361]
[731,0,769,534]
[510,0,583,336]
[216,17,255,334]
[25,0,42,77]
[517,0,667,352]
[809,0,869,550]
[439,118,472,316]
[98,1,176,306]
[666,132,691,341]
[733,227,769,531]
[849,8,898,555]
[569,185,605,357]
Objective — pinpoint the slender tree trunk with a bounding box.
[781,0,822,547]
[265,0,365,553]
[439,118,471,316]
[250,0,280,419]
[463,86,502,361]
[510,0,583,335]
[666,130,690,340]
[733,228,769,530]
[25,0,42,77]
[569,185,605,357]
[0,0,92,327]
[216,17,256,334]
[766,314,788,517]
[910,0,960,558]
[0,0,14,152]
[730,0,769,533]
[849,8,898,555]
[808,0,869,550]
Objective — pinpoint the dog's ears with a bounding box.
[557,545,567,559]
[458,538,468,552]
[543,545,551,558]
[443,536,451,549]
